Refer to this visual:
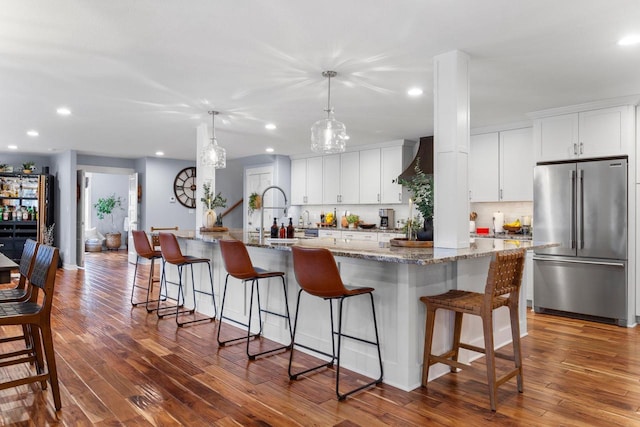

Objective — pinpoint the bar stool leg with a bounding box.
[509,303,524,392]
[422,305,437,387]
[451,311,463,372]
[482,311,498,411]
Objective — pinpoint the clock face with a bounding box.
[173,167,197,208]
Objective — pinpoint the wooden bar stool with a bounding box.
[130,230,166,312]
[289,246,383,400]
[0,244,61,410]
[420,249,526,411]
[157,232,216,327]
[217,239,292,360]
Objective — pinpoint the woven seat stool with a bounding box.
[420,249,526,411]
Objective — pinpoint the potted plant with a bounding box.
[395,157,434,241]
[22,161,36,174]
[201,182,227,228]
[248,192,262,215]
[0,164,7,173]
[346,214,360,229]
[94,193,124,249]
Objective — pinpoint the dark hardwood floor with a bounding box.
[2,250,640,426]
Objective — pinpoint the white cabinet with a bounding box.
[323,152,360,204]
[381,146,410,204]
[469,128,533,202]
[500,127,534,201]
[342,230,377,241]
[469,133,499,202]
[290,157,323,205]
[318,229,341,238]
[534,106,629,162]
[359,149,381,204]
[378,232,404,243]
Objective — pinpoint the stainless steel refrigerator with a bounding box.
[533,157,628,326]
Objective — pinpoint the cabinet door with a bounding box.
[359,149,381,204]
[469,133,499,202]
[305,157,323,205]
[500,127,533,201]
[579,106,626,158]
[381,146,404,204]
[535,113,579,162]
[340,151,360,204]
[322,154,341,204]
[290,159,307,205]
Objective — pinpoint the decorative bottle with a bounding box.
[287,217,295,238]
[270,218,278,238]
[279,223,286,238]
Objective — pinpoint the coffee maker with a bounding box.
[379,208,394,230]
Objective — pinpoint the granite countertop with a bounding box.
[470,232,533,241]
[195,230,556,266]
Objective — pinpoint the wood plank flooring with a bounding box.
[2,250,640,425]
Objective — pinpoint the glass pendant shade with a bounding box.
[201,111,226,169]
[311,70,347,154]
[311,110,347,153]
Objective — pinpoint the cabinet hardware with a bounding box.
[579,142,583,154]
[573,143,578,155]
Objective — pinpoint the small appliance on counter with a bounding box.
[379,208,394,230]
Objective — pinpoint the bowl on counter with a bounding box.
[502,225,522,233]
[358,223,376,229]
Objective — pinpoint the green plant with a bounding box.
[94,194,123,232]
[22,161,35,170]
[395,157,433,221]
[346,214,359,224]
[201,182,227,210]
[248,192,262,215]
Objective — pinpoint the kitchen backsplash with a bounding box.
[470,201,533,229]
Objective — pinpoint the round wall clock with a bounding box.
[173,166,197,208]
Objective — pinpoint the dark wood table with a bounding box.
[0,251,19,283]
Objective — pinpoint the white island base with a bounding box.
[167,236,535,392]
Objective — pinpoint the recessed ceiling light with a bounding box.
[26,130,39,137]
[265,123,277,130]
[155,151,165,156]
[56,107,71,116]
[408,87,423,97]
[265,147,274,153]
[618,34,640,46]
[8,145,17,150]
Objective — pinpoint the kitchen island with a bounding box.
[171,231,554,391]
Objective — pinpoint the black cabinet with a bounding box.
[0,173,54,262]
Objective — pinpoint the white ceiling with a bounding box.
[1,0,640,162]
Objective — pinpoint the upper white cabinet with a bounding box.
[469,127,533,202]
[469,132,499,202]
[290,156,323,205]
[534,105,631,162]
[500,127,534,201]
[359,149,381,204]
[381,145,412,204]
[323,152,360,204]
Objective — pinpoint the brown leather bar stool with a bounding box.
[420,249,526,411]
[158,232,216,327]
[0,244,61,410]
[130,230,166,311]
[217,239,292,360]
[289,246,383,400]
[0,239,38,303]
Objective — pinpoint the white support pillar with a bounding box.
[196,122,215,236]
[433,50,470,249]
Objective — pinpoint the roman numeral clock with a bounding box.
[173,166,197,208]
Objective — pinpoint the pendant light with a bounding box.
[310,70,348,154]
[201,110,226,169]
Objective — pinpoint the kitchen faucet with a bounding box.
[304,210,310,227]
[259,185,289,244]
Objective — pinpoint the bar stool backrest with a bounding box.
[28,244,59,311]
[159,232,186,265]
[485,249,525,301]
[18,239,39,287]
[291,246,347,298]
[132,230,155,258]
[219,240,258,280]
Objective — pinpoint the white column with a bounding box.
[433,50,470,249]
[196,122,215,236]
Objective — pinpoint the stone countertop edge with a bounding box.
[189,230,557,266]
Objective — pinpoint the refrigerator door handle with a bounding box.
[570,169,576,249]
[533,256,625,268]
[578,168,584,249]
